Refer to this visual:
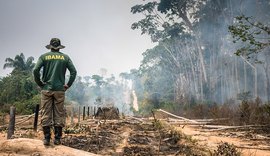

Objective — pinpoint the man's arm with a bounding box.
[33,56,45,87]
[66,58,77,88]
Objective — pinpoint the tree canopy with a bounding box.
[3,53,35,74]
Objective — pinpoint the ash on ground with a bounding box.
[62,118,209,155]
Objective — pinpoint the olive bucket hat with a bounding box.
[46,38,65,49]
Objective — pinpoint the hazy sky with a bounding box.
[0,0,155,77]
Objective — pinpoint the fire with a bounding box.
[132,90,139,111]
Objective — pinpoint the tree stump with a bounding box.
[95,107,120,119]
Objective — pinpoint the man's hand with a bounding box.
[63,84,69,91]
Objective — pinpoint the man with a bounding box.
[33,38,77,145]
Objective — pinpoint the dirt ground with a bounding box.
[179,125,270,156]
[0,117,208,156]
[61,118,209,155]
[1,114,270,155]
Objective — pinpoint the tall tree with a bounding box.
[1,53,37,105]
[3,53,35,73]
[131,0,211,100]
[229,15,270,101]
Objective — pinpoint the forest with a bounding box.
[0,0,270,126]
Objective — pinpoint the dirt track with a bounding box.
[180,125,270,156]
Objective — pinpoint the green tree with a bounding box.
[3,53,35,74]
[0,70,38,104]
[0,53,38,114]
[0,72,38,114]
[229,15,270,59]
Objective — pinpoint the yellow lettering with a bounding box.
[55,55,61,59]
[45,55,65,60]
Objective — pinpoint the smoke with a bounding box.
[66,75,135,115]
[188,0,270,103]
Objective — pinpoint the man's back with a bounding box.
[33,40,76,91]
[34,51,75,91]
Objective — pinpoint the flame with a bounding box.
[132,90,139,111]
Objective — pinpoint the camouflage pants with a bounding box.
[40,90,66,127]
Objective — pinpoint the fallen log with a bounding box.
[200,125,236,129]
[165,118,208,124]
[168,122,208,126]
[155,109,198,123]
[236,145,270,151]
[129,116,144,123]
[15,115,31,119]
[192,118,229,122]
[201,125,270,132]
[15,113,35,125]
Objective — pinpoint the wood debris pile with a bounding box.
[95,107,120,120]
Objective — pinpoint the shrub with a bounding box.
[214,142,241,156]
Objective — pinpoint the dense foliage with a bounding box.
[0,53,38,114]
[130,0,270,116]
